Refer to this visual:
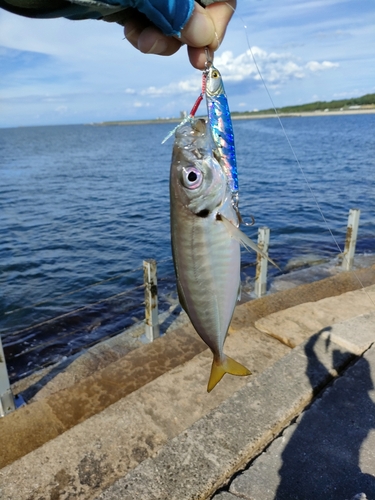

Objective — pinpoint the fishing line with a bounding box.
[4,265,144,317]
[225,2,374,307]
[4,255,175,346]
[5,283,145,337]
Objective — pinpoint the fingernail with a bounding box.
[214,31,221,50]
[124,22,137,41]
[147,38,168,54]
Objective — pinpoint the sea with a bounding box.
[1,113,374,383]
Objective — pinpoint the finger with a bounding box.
[138,27,182,55]
[124,14,151,49]
[124,19,182,55]
[187,46,209,70]
[184,1,237,69]
[178,3,216,49]
[206,0,236,50]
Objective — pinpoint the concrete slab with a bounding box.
[0,323,206,469]
[0,395,169,500]
[213,493,239,500]
[326,312,375,355]
[11,266,375,406]
[94,334,354,500]
[12,308,175,402]
[231,267,375,338]
[2,267,374,499]
[9,263,368,471]
[226,344,375,500]
[0,327,288,500]
[255,285,375,347]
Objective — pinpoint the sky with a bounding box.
[0,0,374,128]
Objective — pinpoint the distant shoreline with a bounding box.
[92,107,375,127]
[235,108,375,120]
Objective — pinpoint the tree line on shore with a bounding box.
[232,93,375,116]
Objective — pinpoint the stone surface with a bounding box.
[212,493,239,500]
[255,285,375,347]
[132,327,288,440]
[2,267,374,499]
[95,334,354,500]
[0,399,66,470]
[0,327,288,499]
[10,260,364,470]
[12,265,375,404]
[0,323,206,469]
[326,311,375,355]
[11,305,180,402]
[0,396,168,500]
[233,266,375,333]
[226,345,375,500]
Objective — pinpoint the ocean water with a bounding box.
[1,114,374,381]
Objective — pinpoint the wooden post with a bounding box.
[342,208,361,271]
[255,227,270,298]
[143,259,160,342]
[0,335,15,417]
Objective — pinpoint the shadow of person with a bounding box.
[275,330,375,499]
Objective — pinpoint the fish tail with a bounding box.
[207,354,251,393]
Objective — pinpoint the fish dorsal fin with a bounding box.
[218,213,280,270]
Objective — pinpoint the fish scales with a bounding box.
[172,209,240,350]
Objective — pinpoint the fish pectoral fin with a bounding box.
[219,214,280,270]
[207,354,251,393]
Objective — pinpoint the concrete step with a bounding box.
[92,308,375,500]
[213,341,375,500]
[0,266,374,499]
[0,323,290,498]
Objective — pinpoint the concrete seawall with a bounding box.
[0,265,374,499]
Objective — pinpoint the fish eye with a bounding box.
[212,70,219,78]
[182,166,203,190]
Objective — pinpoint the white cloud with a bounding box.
[0,1,373,126]
[55,105,68,113]
[214,48,338,86]
[133,101,150,108]
[137,47,339,101]
[140,76,201,97]
[305,61,339,72]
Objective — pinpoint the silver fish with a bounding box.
[170,118,254,392]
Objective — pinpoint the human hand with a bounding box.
[123,0,236,69]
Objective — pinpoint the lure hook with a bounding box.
[204,47,213,72]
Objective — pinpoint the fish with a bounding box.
[205,64,239,209]
[170,117,257,392]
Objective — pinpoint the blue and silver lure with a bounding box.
[205,60,239,210]
[162,51,241,217]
